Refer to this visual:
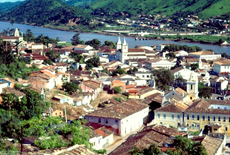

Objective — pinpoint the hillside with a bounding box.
[64,0,94,7]
[0,1,22,14]
[0,0,91,26]
[87,0,230,19]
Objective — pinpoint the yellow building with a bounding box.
[184,99,230,136]
[154,102,188,128]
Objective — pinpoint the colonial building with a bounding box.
[213,59,230,74]
[188,51,221,61]
[85,99,149,136]
[115,37,147,63]
[163,72,199,105]
[184,99,230,136]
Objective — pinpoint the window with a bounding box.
[115,120,118,123]
[213,116,216,121]
[172,115,174,119]
[98,118,101,123]
[218,117,221,121]
[226,127,228,131]
[202,115,205,121]
[197,115,200,120]
[177,115,180,119]
[160,122,162,124]
[187,115,189,120]
[187,124,189,127]
[163,114,166,119]
[191,85,193,90]
[229,117,230,122]
[55,113,57,115]
[197,124,200,129]
[190,97,192,100]
[192,115,194,120]
[224,117,226,122]
[106,119,108,124]
[158,114,160,118]
[208,116,210,121]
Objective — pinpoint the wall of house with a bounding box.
[154,111,183,128]
[89,136,103,150]
[86,116,120,135]
[86,107,149,137]
[184,112,230,136]
[214,64,230,73]
[120,107,149,136]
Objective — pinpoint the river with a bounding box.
[0,21,230,54]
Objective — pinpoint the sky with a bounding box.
[0,0,24,2]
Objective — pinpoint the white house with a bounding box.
[174,50,188,57]
[74,44,94,51]
[171,66,195,81]
[145,59,176,70]
[89,126,114,150]
[213,60,230,74]
[85,99,149,136]
[188,51,221,61]
[210,76,228,94]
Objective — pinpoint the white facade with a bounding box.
[86,107,149,137]
[145,59,176,70]
[32,44,44,50]
[173,68,195,81]
[213,62,230,74]
[175,50,188,57]
[89,133,113,150]
[189,52,221,61]
[135,72,152,80]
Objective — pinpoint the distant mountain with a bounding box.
[0,1,22,14]
[87,0,230,19]
[0,0,91,26]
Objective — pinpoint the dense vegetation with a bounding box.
[0,0,91,27]
[87,0,230,19]
[146,34,230,45]
[0,1,22,14]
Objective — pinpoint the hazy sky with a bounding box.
[1,0,24,2]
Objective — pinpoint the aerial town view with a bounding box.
[1,0,230,154]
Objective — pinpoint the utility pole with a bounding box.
[64,105,67,123]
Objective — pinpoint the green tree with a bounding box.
[112,86,122,94]
[85,56,100,70]
[85,39,101,50]
[198,82,212,98]
[103,40,116,49]
[143,144,162,155]
[153,69,174,91]
[71,33,84,45]
[63,82,81,94]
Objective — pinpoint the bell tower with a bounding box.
[14,28,20,37]
[121,37,128,63]
[116,36,122,50]
[186,72,199,100]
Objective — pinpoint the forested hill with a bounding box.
[0,0,91,26]
[87,0,230,19]
[0,1,22,14]
[64,0,95,7]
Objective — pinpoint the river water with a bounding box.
[0,21,230,54]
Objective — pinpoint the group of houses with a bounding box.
[2,29,230,154]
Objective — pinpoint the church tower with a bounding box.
[14,28,20,37]
[186,72,199,101]
[121,37,128,63]
[116,36,122,50]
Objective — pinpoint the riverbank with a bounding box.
[2,20,229,46]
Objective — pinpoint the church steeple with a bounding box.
[116,36,122,50]
[14,28,20,37]
[123,37,127,46]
